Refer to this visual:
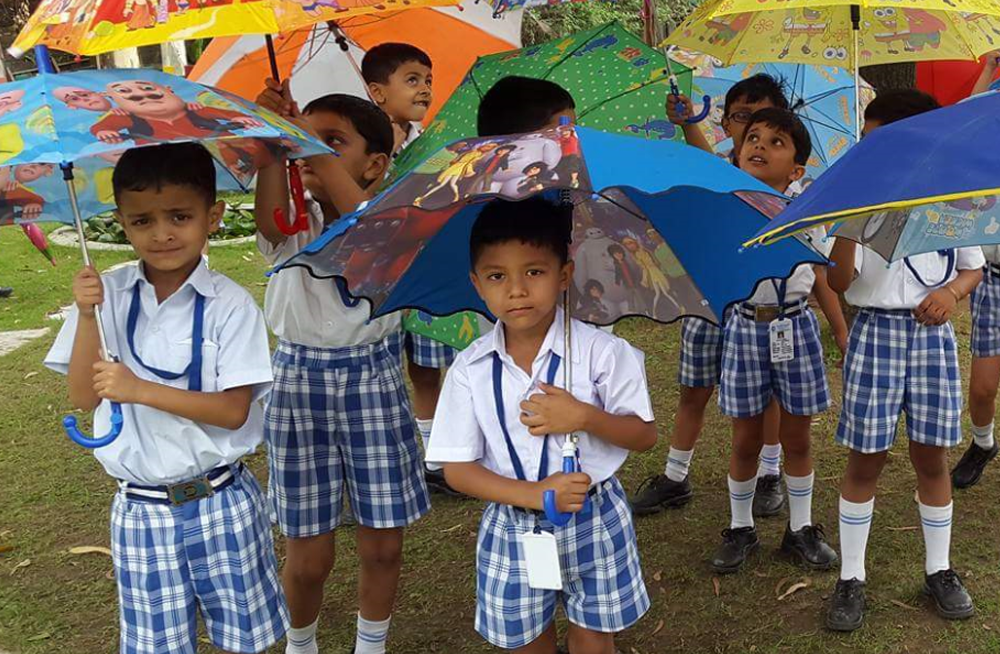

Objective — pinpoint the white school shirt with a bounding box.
[258,196,400,348]
[427,307,655,486]
[44,260,273,485]
[845,245,986,310]
[982,245,1000,266]
[745,226,829,306]
[396,121,423,156]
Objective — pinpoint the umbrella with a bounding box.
[271,124,825,523]
[664,0,1000,137]
[187,3,524,122]
[0,67,331,446]
[744,90,1000,262]
[671,50,875,182]
[391,21,696,177]
[487,0,587,17]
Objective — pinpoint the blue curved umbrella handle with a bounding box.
[669,76,712,124]
[542,453,591,526]
[63,401,124,448]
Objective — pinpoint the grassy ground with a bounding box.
[2,226,1000,653]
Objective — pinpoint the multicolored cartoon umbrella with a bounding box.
[487,0,587,17]
[392,21,695,177]
[0,67,331,447]
[745,90,1000,262]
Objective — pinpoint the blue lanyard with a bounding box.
[492,351,562,482]
[904,250,957,289]
[126,285,205,392]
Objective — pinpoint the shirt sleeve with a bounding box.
[43,305,82,376]
[593,338,655,422]
[214,296,273,402]
[956,246,987,271]
[426,361,485,465]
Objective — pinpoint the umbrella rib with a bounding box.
[577,69,673,120]
[541,21,617,82]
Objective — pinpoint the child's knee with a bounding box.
[358,528,404,570]
[909,442,949,478]
[678,385,713,412]
[284,537,335,585]
[969,376,999,407]
[565,626,615,654]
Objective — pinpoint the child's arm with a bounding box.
[914,267,983,326]
[971,51,1000,97]
[301,153,371,215]
[812,266,849,355]
[667,93,714,155]
[827,237,857,294]
[253,155,292,246]
[444,462,591,513]
[67,266,104,411]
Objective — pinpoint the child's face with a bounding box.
[300,109,388,202]
[738,122,805,193]
[115,183,223,277]
[369,61,433,124]
[724,96,777,153]
[471,240,572,334]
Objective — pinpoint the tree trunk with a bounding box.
[860,63,916,92]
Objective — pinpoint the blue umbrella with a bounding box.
[745,90,1000,262]
[272,124,825,524]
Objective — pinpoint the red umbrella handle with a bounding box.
[272,162,310,235]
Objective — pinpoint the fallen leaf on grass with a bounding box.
[26,632,51,642]
[68,546,113,557]
[241,254,253,262]
[10,558,30,575]
[889,599,919,611]
[441,524,463,534]
[0,545,13,555]
[651,619,664,636]
[105,569,115,580]
[984,624,992,631]
[777,579,811,601]
[24,371,38,380]
[712,577,720,597]
[652,569,662,582]
[886,526,919,532]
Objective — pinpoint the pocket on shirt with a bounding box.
[166,339,220,392]
[907,253,948,286]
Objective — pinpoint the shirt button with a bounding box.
[151,326,159,333]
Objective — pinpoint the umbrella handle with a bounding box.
[542,446,591,526]
[273,163,310,235]
[63,401,124,448]
[669,76,712,124]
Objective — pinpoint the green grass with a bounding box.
[3,226,1000,653]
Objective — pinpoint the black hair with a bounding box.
[361,43,432,85]
[864,89,940,127]
[112,142,216,204]
[477,76,576,137]
[725,73,789,116]
[607,243,625,258]
[302,93,394,157]
[523,161,548,174]
[743,107,812,166]
[584,279,604,295]
[470,197,572,267]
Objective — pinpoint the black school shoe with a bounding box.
[780,523,838,570]
[924,569,975,620]
[752,474,785,517]
[425,468,466,498]
[711,526,759,574]
[826,578,866,632]
[630,474,694,515]
[951,441,999,489]
[0,287,12,299]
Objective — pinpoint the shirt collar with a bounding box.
[471,305,582,367]
[122,257,217,298]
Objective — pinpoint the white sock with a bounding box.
[972,421,995,450]
[839,496,874,582]
[355,614,391,654]
[919,501,953,576]
[785,471,814,532]
[416,419,441,472]
[757,443,782,477]
[286,620,319,654]
[664,447,694,482]
[729,476,756,529]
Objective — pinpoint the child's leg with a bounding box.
[711,415,763,574]
[954,355,1000,488]
[407,358,443,421]
[565,624,615,654]
[512,624,558,654]
[283,533,336,630]
[354,526,404,653]
[405,333,462,494]
[754,399,785,518]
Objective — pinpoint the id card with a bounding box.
[769,318,795,363]
[521,531,563,590]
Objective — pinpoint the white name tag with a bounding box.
[769,318,795,363]
[521,531,562,590]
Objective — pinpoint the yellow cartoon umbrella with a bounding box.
[664,0,1000,135]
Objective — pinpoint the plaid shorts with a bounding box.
[971,269,1000,358]
[405,332,458,369]
[265,333,431,537]
[836,309,963,453]
[678,317,724,388]
[476,477,649,649]
[719,308,831,418]
[111,467,288,654]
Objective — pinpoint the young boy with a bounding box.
[428,197,656,653]
[254,91,430,654]
[44,142,288,654]
[825,90,983,631]
[712,108,844,574]
[362,42,462,494]
[632,74,794,517]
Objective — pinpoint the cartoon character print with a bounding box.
[578,279,612,323]
[701,13,751,47]
[413,143,493,207]
[0,163,56,224]
[516,161,558,196]
[870,8,945,55]
[623,236,683,317]
[624,117,676,141]
[553,125,584,189]
[467,143,517,195]
[779,8,830,60]
[489,132,561,196]
[962,13,1000,46]
[0,90,25,118]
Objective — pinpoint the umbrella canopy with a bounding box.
[273,125,826,326]
[916,60,991,105]
[745,91,1000,262]
[392,22,694,177]
[487,0,587,17]
[9,0,460,57]
[188,3,523,121]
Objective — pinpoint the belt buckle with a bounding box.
[167,476,214,506]
[755,306,779,322]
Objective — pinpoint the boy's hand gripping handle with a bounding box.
[543,439,591,526]
[64,402,124,448]
[273,162,310,235]
[670,76,712,124]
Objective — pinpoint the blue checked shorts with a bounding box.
[265,332,431,537]
[836,309,962,453]
[475,477,649,649]
[111,467,288,654]
[405,332,458,369]
[971,269,1000,358]
[678,317,724,388]
[719,308,831,418]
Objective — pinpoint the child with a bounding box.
[632,74,794,517]
[712,108,845,574]
[477,76,577,136]
[44,142,287,654]
[254,92,430,654]
[825,90,983,631]
[428,197,656,653]
[363,42,462,495]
